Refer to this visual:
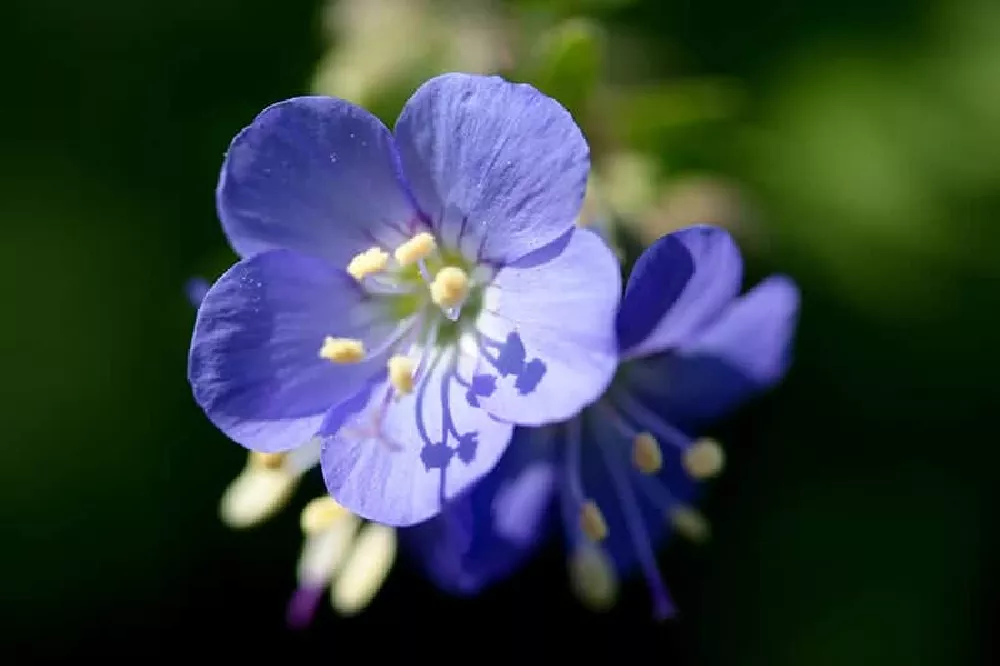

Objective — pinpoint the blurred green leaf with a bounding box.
[517,18,606,120]
[612,79,744,149]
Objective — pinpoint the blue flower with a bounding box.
[187,73,621,527]
[404,225,801,617]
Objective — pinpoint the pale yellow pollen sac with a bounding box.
[682,437,726,479]
[300,496,350,536]
[387,355,416,395]
[580,500,609,542]
[569,546,618,611]
[250,451,286,470]
[668,505,711,543]
[429,266,470,309]
[346,247,389,281]
[393,232,437,266]
[331,522,398,616]
[631,432,663,474]
[319,336,365,364]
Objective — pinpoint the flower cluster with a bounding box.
[187,73,800,622]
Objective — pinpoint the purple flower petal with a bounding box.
[319,354,515,527]
[627,276,801,430]
[188,249,393,452]
[217,96,416,266]
[403,427,558,595]
[618,226,742,358]
[677,275,800,384]
[394,73,589,264]
[473,229,620,425]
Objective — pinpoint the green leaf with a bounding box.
[519,18,606,119]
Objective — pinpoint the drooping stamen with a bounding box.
[564,417,609,542]
[250,451,286,470]
[393,232,437,267]
[588,412,675,620]
[387,355,416,395]
[632,471,713,544]
[682,437,725,480]
[429,266,470,320]
[610,390,693,452]
[289,510,362,627]
[300,496,349,536]
[668,505,711,543]
[346,247,390,281]
[568,545,619,611]
[330,522,398,616]
[631,432,663,474]
[580,500,609,542]
[319,337,365,364]
[220,463,297,529]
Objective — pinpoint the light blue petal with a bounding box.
[217,96,416,266]
[473,229,621,426]
[404,427,559,595]
[319,352,515,527]
[188,249,391,452]
[394,74,589,264]
[618,226,742,359]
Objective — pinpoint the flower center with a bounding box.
[311,230,504,459]
[319,230,488,384]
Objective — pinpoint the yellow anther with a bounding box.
[580,500,608,542]
[683,437,725,479]
[632,432,663,474]
[346,247,389,281]
[387,355,416,395]
[319,337,365,364]
[669,505,711,543]
[331,523,398,616]
[300,496,349,535]
[250,451,286,470]
[569,546,618,611]
[430,266,470,309]
[393,232,437,266]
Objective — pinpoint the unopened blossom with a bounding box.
[405,225,801,618]
[188,73,621,526]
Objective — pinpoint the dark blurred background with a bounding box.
[1,0,994,662]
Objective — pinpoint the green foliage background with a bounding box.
[0,0,992,662]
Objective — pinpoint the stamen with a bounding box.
[296,511,362,596]
[589,412,674,619]
[346,247,389,281]
[300,496,349,536]
[387,355,416,395]
[632,432,663,474]
[610,391,692,451]
[394,232,436,266]
[331,523,397,616]
[250,451,286,470]
[568,545,618,611]
[669,505,711,543]
[683,438,725,479]
[580,500,609,542]
[219,466,297,529]
[319,337,365,364]
[429,266,470,312]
